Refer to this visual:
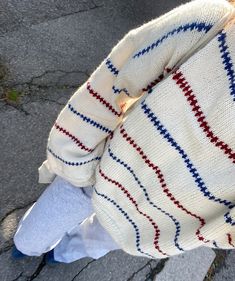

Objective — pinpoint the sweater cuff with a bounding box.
[38,159,56,184]
[38,159,96,187]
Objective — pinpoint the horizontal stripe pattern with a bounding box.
[47,147,101,166]
[98,166,169,257]
[67,103,112,134]
[119,124,209,244]
[172,69,235,164]
[54,122,94,153]
[86,81,123,117]
[112,85,131,96]
[105,58,119,76]
[42,1,235,258]
[107,143,184,252]
[141,101,235,210]
[93,187,155,258]
[133,22,213,59]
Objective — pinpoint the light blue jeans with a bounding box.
[13,176,120,263]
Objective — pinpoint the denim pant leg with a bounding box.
[53,212,121,263]
[13,176,94,256]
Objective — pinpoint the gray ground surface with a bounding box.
[0,0,235,280]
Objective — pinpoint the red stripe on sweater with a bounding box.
[98,167,168,257]
[87,81,123,117]
[54,122,93,153]
[227,233,235,248]
[119,124,210,244]
[172,69,235,164]
[142,74,164,92]
[142,68,172,92]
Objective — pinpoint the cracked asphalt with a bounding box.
[0,0,235,280]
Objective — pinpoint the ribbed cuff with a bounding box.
[38,159,96,187]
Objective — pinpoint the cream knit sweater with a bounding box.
[38,0,235,258]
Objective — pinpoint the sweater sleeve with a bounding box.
[113,0,235,97]
[38,0,234,188]
[38,29,140,187]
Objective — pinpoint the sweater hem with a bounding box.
[91,195,126,251]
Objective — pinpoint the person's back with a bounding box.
[93,18,235,258]
[13,0,235,263]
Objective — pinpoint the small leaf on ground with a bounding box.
[5,89,22,103]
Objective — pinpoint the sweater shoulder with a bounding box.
[129,0,234,44]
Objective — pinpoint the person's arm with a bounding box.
[113,0,235,97]
[38,29,139,187]
[38,0,234,188]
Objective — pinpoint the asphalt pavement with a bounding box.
[0,0,234,280]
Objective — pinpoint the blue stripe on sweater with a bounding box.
[47,147,101,166]
[68,103,112,134]
[105,58,131,96]
[107,144,184,252]
[141,100,235,210]
[112,85,121,94]
[112,85,131,96]
[94,187,154,258]
[133,22,213,59]
[217,30,235,102]
[224,211,235,226]
[105,58,119,76]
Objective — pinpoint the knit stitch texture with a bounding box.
[38,0,235,258]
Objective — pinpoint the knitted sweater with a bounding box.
[38,0,235,258]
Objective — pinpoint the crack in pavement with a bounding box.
[34,97,66,106]
[0,200,36,225]
[26,256,46,281]
[0,85,75,114]
[28,69,90,86]
[0,68,90,114]
[126,258,168,281]
[71,259,96,281]
[18,95,69,111]
[0,69,90,115]
[144,258,169,281]
[0,3,104,38]
[0,202,35,255]
[0,242,13,255]
[11,272,23,281]
[126,259,154,281]
[1,69,90,89]
[22,84,77,90]
[50,3,104,24]
[1,102,31,115]
[204,249,229,281]
[0,68,88,96]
